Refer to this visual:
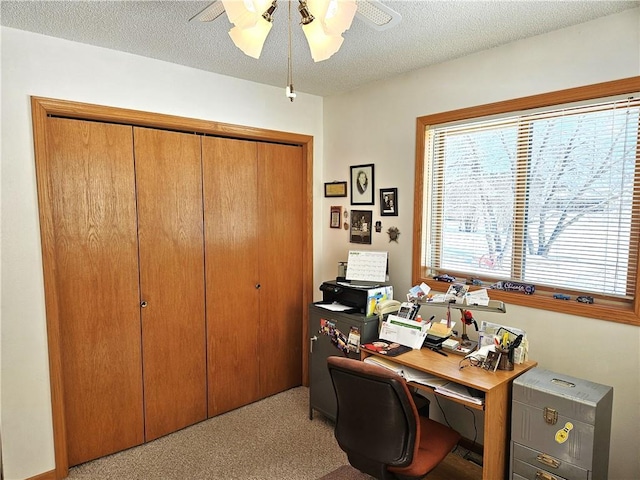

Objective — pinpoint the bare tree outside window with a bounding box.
[428,98,639,297]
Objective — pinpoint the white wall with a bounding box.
[323,9,640,480]
[0,27,324,480]
[3,7,640,480]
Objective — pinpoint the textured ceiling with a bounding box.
[1,1,638,96]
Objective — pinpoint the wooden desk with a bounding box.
[361,347,537,480]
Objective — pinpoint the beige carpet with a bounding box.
[318,465,373,479]
[320,453,482,480]
[67,386,481,480]
[67,387,348,480]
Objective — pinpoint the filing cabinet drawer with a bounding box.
[512,443,589,480]
[511,401,595,469]
[513,458,570,480]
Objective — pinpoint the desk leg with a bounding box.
[482,382,510,480]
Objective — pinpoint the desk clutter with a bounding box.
[363,354,486,405]
[363,356,449,387]
[368,282,530,370]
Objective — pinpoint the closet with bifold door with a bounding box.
[45,118,207,466]
[34,97,309,473]
[134,126,207,443]
[203,137,303,416]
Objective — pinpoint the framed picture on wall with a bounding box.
[350,164,375,205]
[350,210,373,244]
[380,188,398,216]
[330,206,341,228]
[324,181,348,197]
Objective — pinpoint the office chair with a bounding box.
[327,356,461,480]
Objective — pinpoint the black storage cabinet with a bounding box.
[308,303,380,421]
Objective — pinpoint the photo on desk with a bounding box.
[483,350,501,372]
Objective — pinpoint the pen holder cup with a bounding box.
[496,347,514,371]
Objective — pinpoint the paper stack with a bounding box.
[364,357,449,388]
[427,321,454,338]
[434,382,485,405]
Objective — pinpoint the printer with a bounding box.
[319,280,393,316]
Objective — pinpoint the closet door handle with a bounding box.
[140,301,148,308]
[255,283,261,289]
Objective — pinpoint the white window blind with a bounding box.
[424,96,640,299]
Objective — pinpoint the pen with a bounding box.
[431,347,448,357]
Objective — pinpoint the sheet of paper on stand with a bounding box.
[345,250,388,283]
[465,288,490,306]
[434,382,485,405]
[445,283,468,304]
[379,314,429,349]
[408,282,431,301]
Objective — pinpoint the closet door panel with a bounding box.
[45,118,144,466]
[134,127,207,441]
[202,136,261,416]
[257,143,304,397]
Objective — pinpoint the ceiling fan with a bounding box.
[191,0,400,28]
[189,0,401,57]
[190,0,400,100]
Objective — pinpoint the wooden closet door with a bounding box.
[133,127,207,441]
[202,136,261,416]
[257,143,304,397]
[44,118,144,466]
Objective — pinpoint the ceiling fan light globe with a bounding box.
[323,0,357,35]
[228,19,273,59]
[301,21,344,62]
[222,0,272,28]
[305,0,330,19]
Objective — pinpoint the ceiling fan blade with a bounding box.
[355,0,401,31]
[189,1,226,22]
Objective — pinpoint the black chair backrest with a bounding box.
[327,356,418,469]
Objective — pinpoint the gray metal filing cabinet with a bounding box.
[510,368,613,480]
[308,303,380,421]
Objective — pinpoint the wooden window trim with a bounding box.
[412,77,640,326]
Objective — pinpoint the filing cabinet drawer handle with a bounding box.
[535,471,558,480]
[536,453,560,469]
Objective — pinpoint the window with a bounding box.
[413,77,640,325]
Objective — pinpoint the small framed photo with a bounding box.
[330,206,341,228]
[483,350,501,372]
[350,210,373,244]
[380,188,398,216]
[324,181,347,198]
[350,164,375,205]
